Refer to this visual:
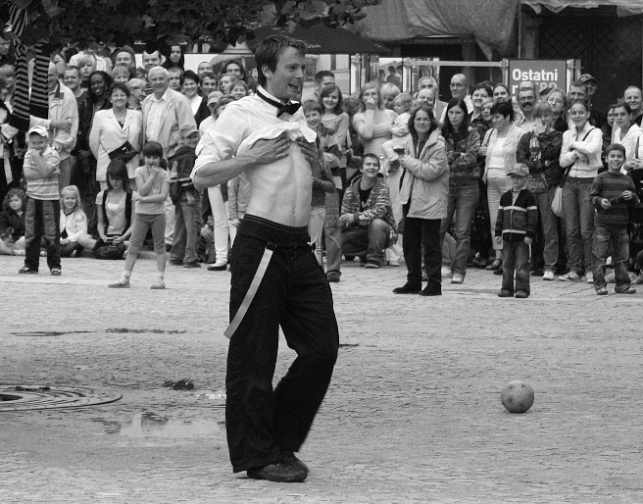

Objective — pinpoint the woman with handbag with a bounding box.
[558,101,603,282]
[89,83,142,191]
[516,101,563,281]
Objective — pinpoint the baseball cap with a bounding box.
[579,74,597,84]
[207,91,223,106]
[27,125,49,138]
[507,163,529,177]
[181,124,198,138]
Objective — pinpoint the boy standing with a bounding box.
[19,126,62,275]
[169,127,201,268]
[589,143,639,295]
[495,163,538,298]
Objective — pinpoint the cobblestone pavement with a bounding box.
[1,254,642,504]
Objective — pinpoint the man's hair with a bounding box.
[362,153,380,169]
[624,85,642,97]
[303,99,322,114]
[148,66,169,79]
[182,69,199,87]
[605,143,626,157]
[490,100,515,122]
[255,35,306,87]
[315,70,334,84]
[64,65,80,76]
[472,82,493,97]
[142,141,164,158]
[569,80,587,94]
[388,65,396,73]
[200,71,217,85]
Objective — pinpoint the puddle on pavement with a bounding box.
[96,412,222,439]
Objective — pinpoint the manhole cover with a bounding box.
[0,385,122,412]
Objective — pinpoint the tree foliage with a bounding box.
[1,0,380,50]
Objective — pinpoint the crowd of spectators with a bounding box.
[1,35,642,294]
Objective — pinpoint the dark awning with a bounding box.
[249,24,389,54]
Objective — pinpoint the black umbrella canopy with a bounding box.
[249,24,389,54]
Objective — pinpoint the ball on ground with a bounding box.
[501,380,534,413]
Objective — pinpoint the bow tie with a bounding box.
[256,89,301,117]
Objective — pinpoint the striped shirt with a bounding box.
[24,146,61,201]
[589,171,640,229]
[495,189,538,241]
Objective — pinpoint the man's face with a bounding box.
[202,77,218,96]
[304,109,321,130]
[518,90,535,114]
[47,64,58,92]
[320,76,335,90]
[568,85,586,104]
[168,70,182,91]
[360,157,380,179]
[148,69,169,95]
[63,69,80,91]
[197,62,212,79]
[143,51,161,72]
[115,52,133,68]
[606,150,625,173]
[416,89,435,112]
[624,88,642,112]
[262,46,305,102]
[418,78,434,91]
[0,37,10,56]
[450,75,467,99]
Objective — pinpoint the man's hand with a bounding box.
[248,132,291,166]
[297,138,319,166]
[600,198,611,210]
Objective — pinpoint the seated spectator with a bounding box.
[340,154,397,268]
[0,188,26,255]
[59,185,88,257]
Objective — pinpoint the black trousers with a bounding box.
[226,215,339,473]
[402,205,442,293]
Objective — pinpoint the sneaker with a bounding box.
[616,286,636,294]
[441,266,452,279]
[18,266,38,274]
[451,273,464,284]
[559,272,581,282]
[596,287,608,295]
[108,279,130,288]
[364,261,379,269]
[387,259,400,267]
[207,260,228,271]
[543,270,555,281]
[150,281,166,289]
[585,272,594,284]
[326,272,340,283]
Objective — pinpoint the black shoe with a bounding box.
[515,290,529,298]
[493,267,503,276]
[282,451,309,475]
[169,259,183,266]
[497,290,513,298]
[392,283,421,294]
[472,256,489,269]
[183,262,201,268]
[419,287,441,296]
[18,267,38,274]
[326,272,340,283]
[247,460,307,482]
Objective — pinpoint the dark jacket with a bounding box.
[495,189,538,241]
[443,127,481,184]
[168,145,198,203]
[341,175,397,243]
[0,208,26,241]
[516,129,563,188]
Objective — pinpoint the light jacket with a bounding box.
[60,208,88,242]
[559,122,602,179]
[89,109,143,181]
[482,124,523,181]
[30,83,79,160]
[399,128,449,220]
[142,88,197,158]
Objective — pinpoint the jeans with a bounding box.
[308,206,326,264]
[341,218,391,264]
[562,177,594,274]
[501,240,530,295]
[593,226,631,291]
[532,187,559,271]
[487,177,508,251]
[226,215,338,472]
[171,194,202,264]
[403,212,442,292]
[24,197,60,271]
[440,182,479,276]
[324,190,342,275]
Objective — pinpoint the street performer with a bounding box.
[191,35,339,483]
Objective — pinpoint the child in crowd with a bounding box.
[59,185,88,257]
[169,127,201,268]
[19,125,62,275]
[228,172,251,247]
[109,141,169,289]
[495,163,538,298]
[303,100,336,265]
[589,143,640,295]
[82,159,134,252]
[0,188,26,256]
